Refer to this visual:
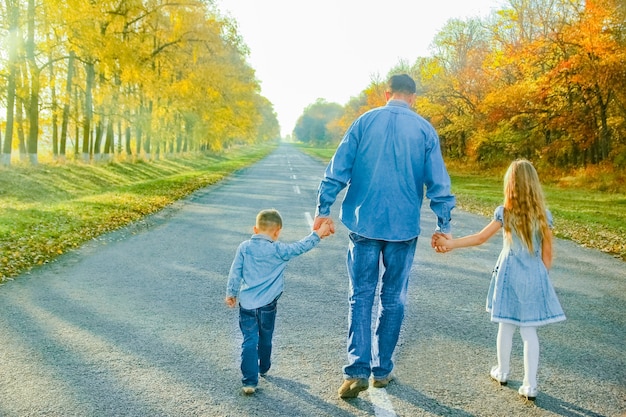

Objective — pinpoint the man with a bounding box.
[313,74,455,399]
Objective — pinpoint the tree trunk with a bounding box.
[135,103,142,159]
[74,82,80,158]
[50,55,58,159]
[93,120,103,161]
[82,61,95,162]
[59,51,75,162]
[143,100,153,160]
[26,73,40,165]
[596,85,612,162]
[1,62,15,165]
[16,93,27,161]
[26,0,39,165]
[125,124,132,156]
[103,120,114,160]
[2,0,20,166]
[116,119,122,155]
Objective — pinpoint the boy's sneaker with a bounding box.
[242,386,256,395]
[338,378,369,398]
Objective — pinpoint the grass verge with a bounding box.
[296,144,626,261]
[0,143,277,282]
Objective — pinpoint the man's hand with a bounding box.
[431,232,452,253]
[316,219,333,239]
[313,216,335,234]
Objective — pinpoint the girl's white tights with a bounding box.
[496,323,539,389]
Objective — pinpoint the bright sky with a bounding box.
[216,0,502,137]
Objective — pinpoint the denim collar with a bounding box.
[386,100,410,109]
[251,233,274,242]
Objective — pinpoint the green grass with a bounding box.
[0,143,277,281]
[296,144,626,261]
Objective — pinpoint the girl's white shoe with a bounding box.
[518,385,538,401]
[489,366,508,386]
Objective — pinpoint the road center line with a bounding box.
[368,388,397,417]
[304,212,313,228]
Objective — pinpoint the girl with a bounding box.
[434,159,565,401]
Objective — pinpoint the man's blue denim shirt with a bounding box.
[316,100,455,241]
[226,232,320,309]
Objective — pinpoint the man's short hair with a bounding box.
[256,209,283,230]
[388,74,416,95]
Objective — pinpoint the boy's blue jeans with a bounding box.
[343,233,417,380]
[239,298,278,387]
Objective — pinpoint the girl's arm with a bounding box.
[445,220,502,250]
[542,229,553,269]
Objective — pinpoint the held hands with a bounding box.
[313,216,335,239]
[431,232,452,253]
[225,296,237,308]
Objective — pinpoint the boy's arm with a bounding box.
[225,245,244,302]
[276,232,321,261]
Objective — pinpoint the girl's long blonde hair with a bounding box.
[503,160,550,253]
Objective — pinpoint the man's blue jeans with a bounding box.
[239,298,278,387]
[343,233,418,380]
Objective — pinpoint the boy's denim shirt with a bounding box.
[226,232,320,309]
[316,100,455,240]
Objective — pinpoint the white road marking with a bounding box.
[304,212,314,228]
[291,175,297,180]
[293,185,300,194]
[368,388,397,417]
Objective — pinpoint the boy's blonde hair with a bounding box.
[256,209,283,230]
[503,160,550,253]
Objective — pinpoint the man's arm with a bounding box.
[423,130,456,234]
[315,125,359,221]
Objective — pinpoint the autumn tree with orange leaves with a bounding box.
[316,0,625,170]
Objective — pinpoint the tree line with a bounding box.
[0,0,279,166]
[295,0,625,169]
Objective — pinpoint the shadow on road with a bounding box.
[387,383,476,417]
[262,375,362,417]
[535,393,609,417]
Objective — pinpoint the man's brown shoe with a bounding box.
[338,378,369,398]
[372,375,394,388]
[242,386,256,395]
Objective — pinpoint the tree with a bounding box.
[419,18,490,159]
[1,0,20,166]
[0,0,278,165]
[293,99,344,144]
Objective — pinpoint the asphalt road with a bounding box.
[0,143,624,417]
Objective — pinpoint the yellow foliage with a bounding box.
[0,0,276,162]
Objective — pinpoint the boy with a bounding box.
[225,209,331,394]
